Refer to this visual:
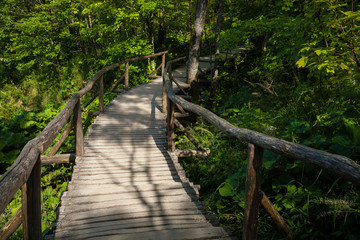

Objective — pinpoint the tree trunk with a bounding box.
[186,0,208,102]
[211,0,224,101]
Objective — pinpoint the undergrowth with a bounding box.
[0,64,153,238]
[176,54,360,239]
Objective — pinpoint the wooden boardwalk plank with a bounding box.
[54,72,231,239]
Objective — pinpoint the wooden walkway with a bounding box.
[54,60,232,239]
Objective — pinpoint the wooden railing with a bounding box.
[0,49,174,239]
[163,57,360,240]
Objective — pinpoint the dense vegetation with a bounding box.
[1,0,360,239]
[176,1,360,239]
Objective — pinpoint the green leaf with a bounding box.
[20,120,37,129]
[296,57,308,68]
[218,179,236,197]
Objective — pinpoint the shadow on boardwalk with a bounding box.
[53,77,231,239]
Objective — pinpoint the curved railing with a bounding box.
[162,57,360,240]
[0,47,182,239]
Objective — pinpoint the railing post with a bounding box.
[21,154,42,240]
[74,99,84,156]
[99,74,104,112]
[166,63,174,151]
[243,143,264,240]
[125,61,129,91]
[161,53,166,77]
[162,79,167,115]
[167,100,175,152]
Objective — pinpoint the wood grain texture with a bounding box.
[0,207,22,240]
[242,144,263,240]
[74,99,84,156]
[41,154,76,165]
[260,191,292,240]
[99,74,104,112]
[54,76,228,239]
[47,119,74,157]
[21,156,42,240]
[0,48,193,238]
[164,58,360,186]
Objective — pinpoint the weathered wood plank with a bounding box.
[60,188,197,206]
[47,119,74,156]
[41,154,76,165]
[55,221,213,239]
[110,72,125,92]
[167,100,175,152]
[0,207,22,240]
[243,144,263,240]
[70,174,181,183]
[174,118,204,150]
[99,74,104,112]
[56,207,206,228]
[70,170,180,181]
[21,155,42,240]
[56,214,209,232]
[58,194,195,214]
[74,100,84,156]
[81,92,98,110]
[124,61,129,90]
[55,223,216,239]
[56,227,230,240]
[63,183,198,197]
[72,167,179,175]
[260,191,292,240]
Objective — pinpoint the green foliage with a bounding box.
[176,1,360,238]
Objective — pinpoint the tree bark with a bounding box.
[211,0,223,93]
[186,0,208,101]
[210,0,224,107]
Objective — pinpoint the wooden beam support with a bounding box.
[175,103,186,114]
[172,77,189,96]
[125,61,129,91]
[99,75,104,112]
[243,144,263,240]
[110,72,125,92]
[0,207,22,240]
[260,191,293,240]
[21,155,42,240]
[41,154,76,165]
[175,149,210,157]
[47,119,74,157]
[149,62,163,78]
[81,93,98,111]
[174,118,204,151]
[174,112,190,118]
[74,100,84,156]
[163,59,360,186]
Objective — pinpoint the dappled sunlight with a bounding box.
[53,77,219,239]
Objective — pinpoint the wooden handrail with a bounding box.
[0,47,178,238]
[163,56,360,239]
[163,58,360,185]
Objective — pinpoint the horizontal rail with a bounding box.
[163,58,360,186]
[163,55,360,239]
[0,47,180,215]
